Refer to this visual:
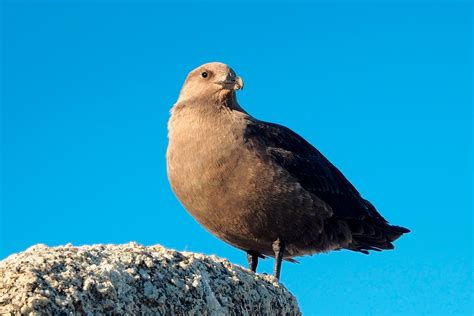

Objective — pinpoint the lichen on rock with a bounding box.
[0,243,300,315]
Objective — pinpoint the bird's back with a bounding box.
[243,120,410,254]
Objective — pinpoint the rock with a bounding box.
[0,243,300,315]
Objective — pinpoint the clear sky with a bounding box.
[1,1,472,315]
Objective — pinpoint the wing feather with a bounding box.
[244,120,385,221]
[244,119,409,254]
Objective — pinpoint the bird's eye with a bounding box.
[201,72,208,78]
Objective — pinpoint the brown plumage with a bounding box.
[166,62,409,280]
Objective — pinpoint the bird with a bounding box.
[166,62,409,280]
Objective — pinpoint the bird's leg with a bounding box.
[272,238,285,280]
[246,251,259,272]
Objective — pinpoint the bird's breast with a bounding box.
[167,122,257,215]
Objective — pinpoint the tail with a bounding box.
[347,220,410,254]
[344,198,410,254]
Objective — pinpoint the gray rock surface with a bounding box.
[0,243,300,315]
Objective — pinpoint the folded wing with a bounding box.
[244,120,409,253]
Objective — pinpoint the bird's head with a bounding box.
[176,62,244,106]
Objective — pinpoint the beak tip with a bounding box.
[236,76,244,90]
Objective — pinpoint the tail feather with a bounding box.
[347,219,409,254]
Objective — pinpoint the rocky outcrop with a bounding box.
[0,243,300,315]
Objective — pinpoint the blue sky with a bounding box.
[1,1,472,314]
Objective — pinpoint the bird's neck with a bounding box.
[172,91,247,115]
[219,91,247,113]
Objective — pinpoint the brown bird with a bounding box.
[166,62,409,280]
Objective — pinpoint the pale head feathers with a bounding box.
[173,62,244,113]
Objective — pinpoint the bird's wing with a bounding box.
[244,120,387,222]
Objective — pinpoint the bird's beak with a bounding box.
[217,76,244,91]
[234,76,244,90]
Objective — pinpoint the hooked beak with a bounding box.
[217,76,244,91]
